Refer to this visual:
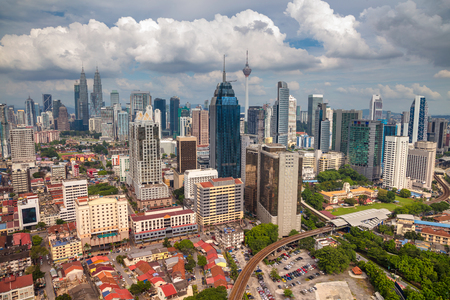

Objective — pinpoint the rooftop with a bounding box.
[0,275,33,293]
[131,209,194,222]
[333,209,391,229]
[415,220,450,229]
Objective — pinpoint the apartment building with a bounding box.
[50,237,82,263]
[10,127,36,170]
[130,207,197,244]
[406,141,436,190]
[60,179,88,221]
[51,164,67,183]
[184,168,218,200]
[75,195,129,248]
[11,169,30,194]
[194,177,244,231]
[0,235,32,277]
[420,227,450,246]
[215,224,244,249]
[0,275,34,300]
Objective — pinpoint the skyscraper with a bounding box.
[332,109,362,153]
[170,96,180,137]
[288,95,297,142]
[127,107,170,209]
[25,97,36,127]
[406,141,436,190]
[0,104,9,158]
[369,95,383,121]
[242,50,252,122]
[78,68,89,126]
[154,109,162,139]
[117,111,129,141]
[17,110,25,125]
[100,107,114,138]
[204,99,209,111]
[314,103,330,152]
[43,94,52,112]
[174,136,198,189]
[401,111,409,137]
[7,106,15,125]
[52,99,62,119]
[130,91,151,122]
[247,106,264,142]
[408,96,428,144]
[74,81,80,120]
[307,94,323,136]
[153,98,166,130]
[56,105,70,131]
[383,136,409,190]
[428,118,448,154]
[272,82,289,146]
[209,58,241,178]
[110,90,119,107]
[347,120,383,181]
[192,109,209,145]
[90,67,103,116]
[10,127,36,169]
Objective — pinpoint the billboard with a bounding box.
[22,207,37,226]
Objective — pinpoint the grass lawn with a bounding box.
[331,196,416,216]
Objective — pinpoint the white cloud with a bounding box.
[324,82,331,86]
[434,70,450,78]
[447,91,450,98]
[336,83,441,100]
[288,81,300,90]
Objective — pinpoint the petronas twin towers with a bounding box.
[76,66,103,126]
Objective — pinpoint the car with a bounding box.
[277,285,282,289]
[297,281,301,285]
[315,273,320,277]
[308,275,314,280]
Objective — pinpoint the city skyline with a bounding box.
[0,0,449,115]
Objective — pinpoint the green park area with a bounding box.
[331,195,416,216]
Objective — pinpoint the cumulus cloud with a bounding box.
[447,91,450,98]
[336,83,441,100]
[0,10,321,80]
[324,82,331,86]
[434,70,450,78]
[288,81,300,90]
[285,0,402,59]
[361,0,450,66]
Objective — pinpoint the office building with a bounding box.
[383,136,409,190]
[194,177,244,230]
[7,106,15,125]
[60,179,88,221]
[154,98,166,130]
[43,94,52,112]
[75,195,129,248]
[130,91,151,121]
[0,275,34,300]
[317,151,345,173]
[153,109,162,139]
[179,116,191,137]
[117,111,129,141]
[406,141,436,190]
[12,169,30,194]
[314,103,330,152]
[100,106,114,138]
[73,81,80,121]
[127,108,171,209]
[18,195,40,230]
[241,134,258,184]
[288,95,297,143]
[170,96,180,136]
[243,51,252,121]
[192,109,209,145]
[247,106,265,142]
[56,105,70,131]
[428,118,448,154]
[130,206,197,243]
[16,110,25,125]
[25,97,35,127]
[271,82,289,146]
[10,127,35,169]
[52,164,67,183]
[89,117,102,132]
[78,68,89,126]
[0,104,9,158]
[307,94,323,136]
[34,130,60,144]
[174,136,197,189]
[90,67,103,116]
[245,144,302,237]
[408,96,428,144]
[401,111,409,137]
[52,99,62,120]
[298,150,316,180]
[209,62,241,178]
[332,109,362,153]
[347,120,383,181]
[110,90,119,107]
[369,95,383,121]
[184,168,218,200]
[35,103,40,118]
[264,105,272,139]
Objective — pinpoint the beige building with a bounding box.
[11,169,30,194]
[75,195,129,247]
[406,141,436,190]
[0,274,34,300]
[392,214,416,235]
[317,151,345,173]
[421,227,450,246]
[50,237,82,263]
[10,127,36,170]
[51,164,67,183]
[320,183,376,204]
[192,110,209,146]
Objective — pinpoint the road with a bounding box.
[428,174,450,204]
[107,252,135,287]
[228,226,333,300]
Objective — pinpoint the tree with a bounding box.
[283,289,294,298]
[30,245,49,260]
[56,294,72,300]
[399,189,411,198]
[106,161,112,169]
[185,255,197,271]
[162,153,167,158]
[404,231,424,241]
[36,222,46,229]
[288,229,299,236]
[184,286,227,300]
[298,236,315,251]
[313,246,353,274]
[245,223,279,254]
[430,202,450,213]
[129,281,151,295]
[377,189,393,203]
[9,193,15,198]
[170,153,176,159]
[116,255,126,266]
[98,170,108,176]
[270,268,281,280]
[174,239,195,254]
[56,219,65,225]
[163,237,172,248]
[33,172,41,178]
[358,195,368,205]
[344,198,357,206]
[32,235,43,246]
[197,255,207,268]
[387,191,396,202]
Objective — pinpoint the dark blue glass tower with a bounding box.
[154,98,166,130]
[209,59,241,178]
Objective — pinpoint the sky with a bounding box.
[0,0,449,115]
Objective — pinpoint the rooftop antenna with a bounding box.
[222,54,226,82]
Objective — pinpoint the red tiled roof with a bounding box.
[319,210,337,220]
[131,209,194,222]
[199,182,213,188]
[422,227,450,238]
[0,275,33,292]
[62,261,83,274]
[150,277,164,285]
[160,284,177,297]
[211,177,234,182]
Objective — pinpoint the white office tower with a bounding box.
[401,111,409,137]
[383,136,409,190]
[179,117,191,137]
[184,168,218,199]
[288,95,297,143]
[369,95,383,121]
[264,106,272,139]
[10,127,36,170]
[242,50,252,122]
[154,109,162,139]
[127,107,169,207]
[406,141,436,190]
[60,179,88,221]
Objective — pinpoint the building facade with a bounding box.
[78,68,89,126]
[117,111,129,141]
[184,168,218,200]
[272,82,289,146]
[314,103,330,152]
[408,95,428,144]
[130,91,151,122]
[369,95,383,121]
[0,274,34,300]
[60,179,88,221]
[90,67,103,117]
[191,109,209,146]
[307,94,323,136]
[50,237,82,263]
[215,224,244,249]
[154,98,167,130]
[110,90,120,107]
[12,169,30,194]
[383,136,409,190]
[10,127,36,169]
[170,96,180,137]
[406,141,436,190]
[428,118,448,154]
[332,109,362,153]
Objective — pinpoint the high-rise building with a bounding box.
[369,95,383,121]
[25,97,36,127]
[53,99,62,119]
[100,106,114,138]
[34,103,40,119]
[347,120,383,181]
[110,90,120,107]
[332,109,362,153]
[90,67,103,116]
[296,105,301,121]
[406,141,436,190]
[179,116,191,137]
[170,96,180,136]
[43,94,52,112]
[89,117,102,133]
[245,144,302,237]
[17,110,26,125]
[204,99,209,111]
[401,111,410,137]
[154,109,162,139]
[130,91,151,122]
[74,81,80,120]
[184,169,218,200]
[240,134,258,184]
[271,82,289,146]
[174,136,197,189]
[7,106,15,125]
[247,106,265,142]
[209,59,241,178]
[383,136,409,190]
[408,96,428,144]
[41,112,50,130]
[264,105,272,139]
[288,95,297,143]
[192,109,209,145]
[127,108,170,209]
[314,103,330,152]
[0,104,9,158]
[117,111,129,141]
[194,177,244,230]
[428,118,448,154]
[56,105,70,131]
[78,68,89,126]
[242,50,252,122]
[10,127,35,169]
[317,151,345,174]
[60,179,88,221]
[12,169,30,194]
[153,98,166,130]
[307,94,323,136]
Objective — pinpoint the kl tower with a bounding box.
[242,50,252,122]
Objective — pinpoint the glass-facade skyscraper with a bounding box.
[154,98,166,130]
[307,94,323,136]
[110,90,119,107]
[272,81,289,146]
[74,81,80,120]
[90,67,103,116]
[43,94,52,112]
[209,69,241,178]
[25,96,36,127]
[332,109,362,153]
[0,104,10,158]
[117,111,129,141]
[408,95,428,144]
[314,103,330,152]
[170,96,180,137]
[79,68,89,126]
